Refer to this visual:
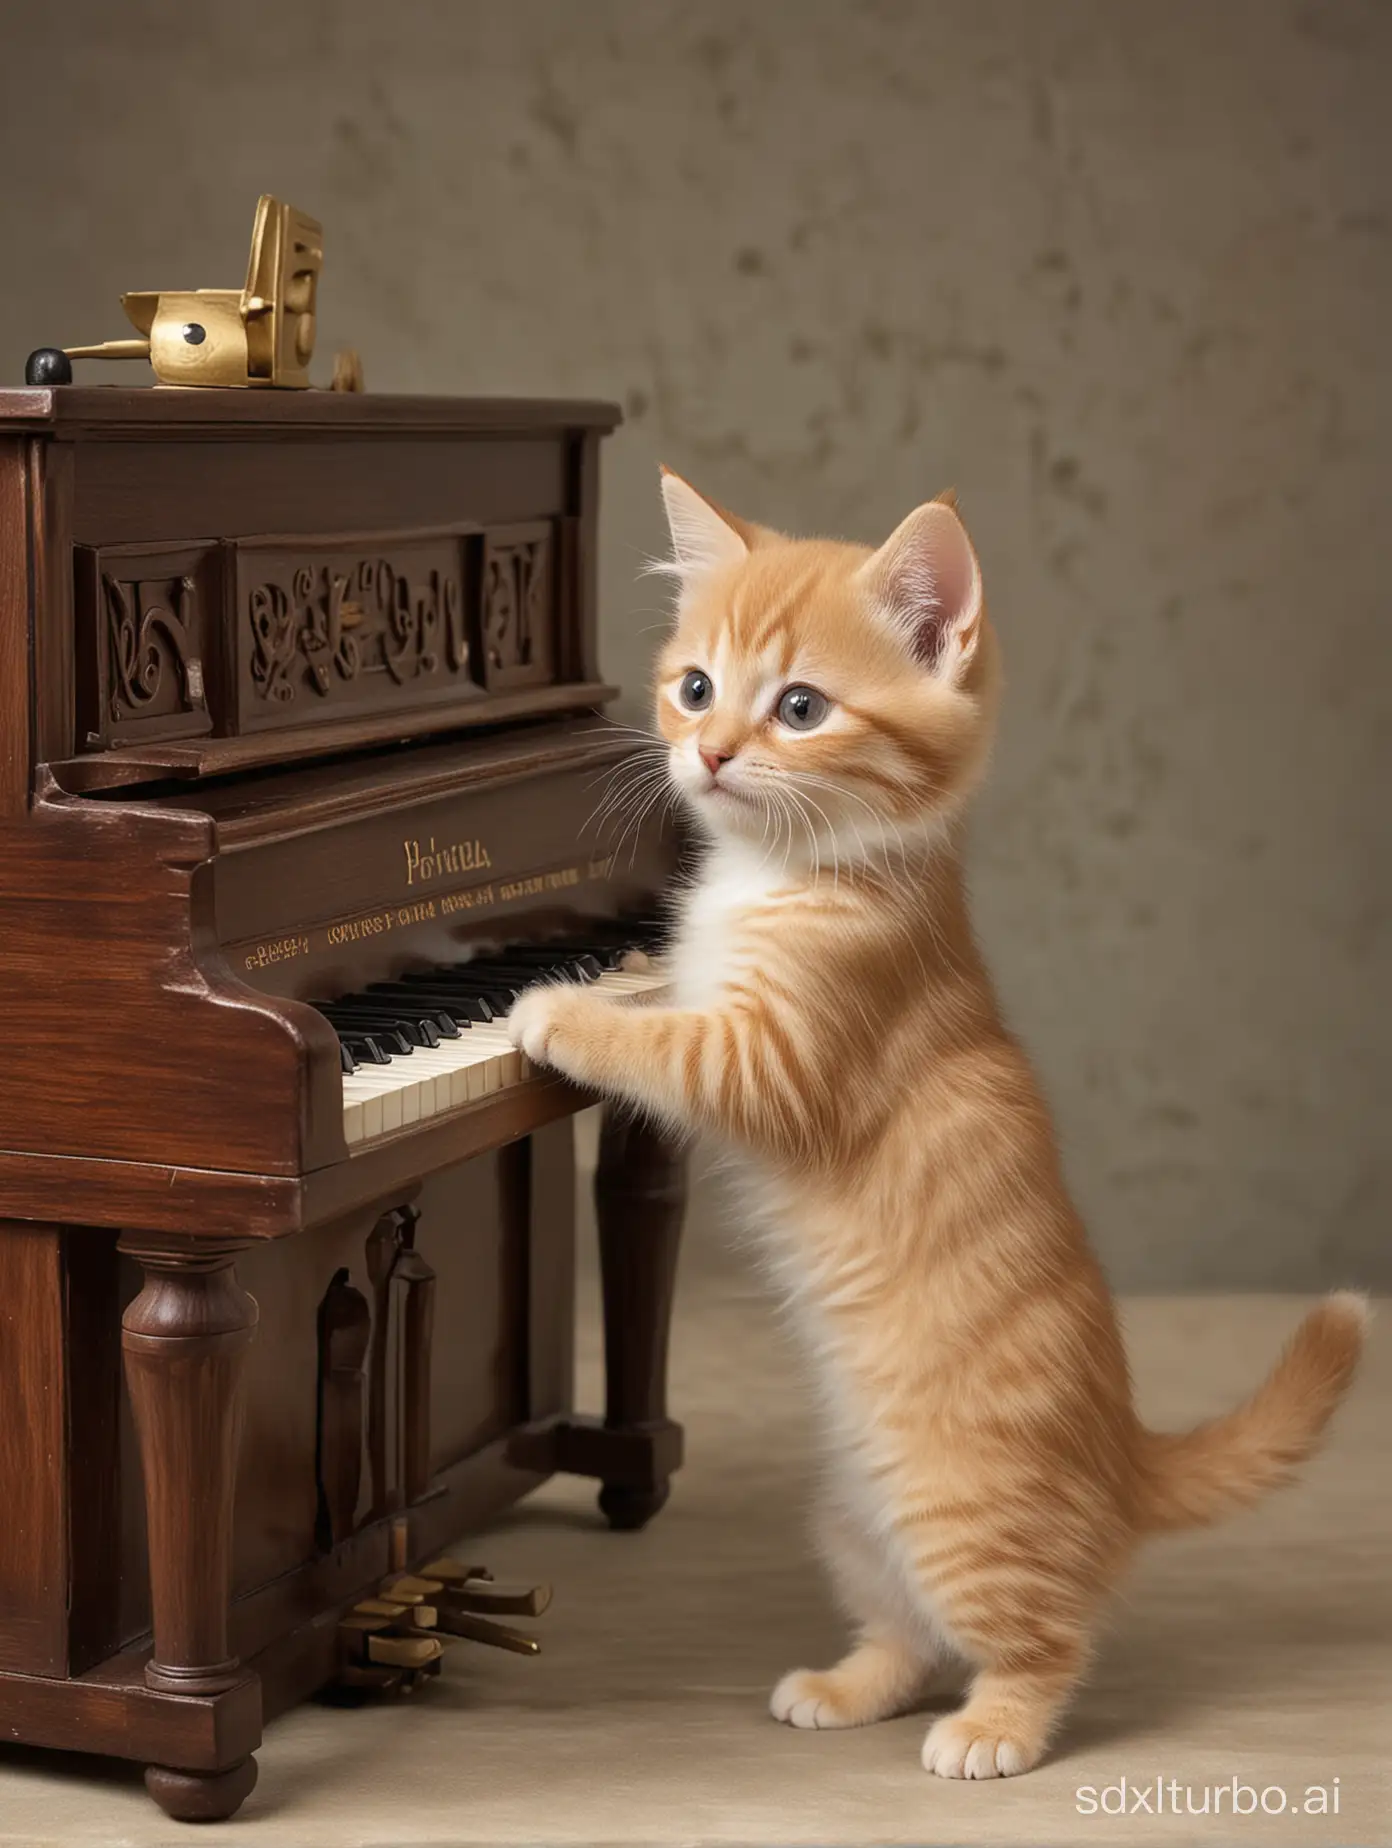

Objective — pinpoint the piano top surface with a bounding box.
[0,387,622,437]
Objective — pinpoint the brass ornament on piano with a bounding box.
[334,1563,553,1694]
[23,194,364,391]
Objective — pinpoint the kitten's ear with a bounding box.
[659,467,750,583]
[858,497,983,677]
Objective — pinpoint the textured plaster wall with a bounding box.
[0,0,1387,1288]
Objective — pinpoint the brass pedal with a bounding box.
[433,1607,540,1656]
[419,1559,552,1617]
[333,1560,548,1694]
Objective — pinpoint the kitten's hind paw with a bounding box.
[921,1711,1041,1779]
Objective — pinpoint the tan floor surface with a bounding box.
[1,1162,1387,1846]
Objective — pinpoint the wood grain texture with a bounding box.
[0,1659,260,1768]
[75,436,565,546]
[0,1224,67,1674]
[50,681,618,794]
[32,437,74,765]
[0,1074,595,1238]
[0,442,30,818]
[0,790,336,1173]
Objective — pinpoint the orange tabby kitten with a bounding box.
[508,470,1367,1778]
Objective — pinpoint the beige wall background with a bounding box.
[0,0,1386,1288]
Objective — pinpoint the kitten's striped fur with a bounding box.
[509,472,1367,1778]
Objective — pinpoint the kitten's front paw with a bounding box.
[507,982,605,1078]
[507,985,572,1067]
[771,1647,922,1731]
[771,1668,856,1730]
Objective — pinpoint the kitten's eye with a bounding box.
[678,670,714,711]
[776,684,829,731]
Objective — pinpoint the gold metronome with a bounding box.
[24,194,362,391]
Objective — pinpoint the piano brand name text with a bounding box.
[403,834,492,888]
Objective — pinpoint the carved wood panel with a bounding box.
[233,527,483,732]
[75,521,566,756]
[74,543,217,749]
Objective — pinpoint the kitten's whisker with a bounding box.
[581,761,670,838]
[608,774,668,869]
[782,784,824,887]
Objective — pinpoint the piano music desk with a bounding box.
[0,389,687,1821]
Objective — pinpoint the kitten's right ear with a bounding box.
[658,467,750,584]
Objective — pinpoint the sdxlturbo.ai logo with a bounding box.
[1076,1776,1341,1817]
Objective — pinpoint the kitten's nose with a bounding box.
[700,747,733,777]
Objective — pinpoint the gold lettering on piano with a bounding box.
[326,909,394,947]
[497,866,581,903]
[242,933,310,971]
[231,855,622,973]
[403,834,492,888]
[439,883,496,916]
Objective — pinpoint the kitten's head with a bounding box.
[652,470,1000,864]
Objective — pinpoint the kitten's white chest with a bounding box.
[668,842,787,1011]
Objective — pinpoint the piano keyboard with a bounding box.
[322,931,668,1147]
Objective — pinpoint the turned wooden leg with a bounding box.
[121,1236,260,1821]
[593,1109,688,1530]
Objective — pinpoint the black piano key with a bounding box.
[326,1001,452,1046]
[340,1040,358,1075]
[322,1014,415,1057]
[576,943,623,969]
[338,1031,394,1066]
[341,996,461,1037]
[398,969,522,1009]
[456,960,590,988]
[366,983,496,1023]
[580,922,667,961]
[321,1008,430,1052]
[501,947,604,980]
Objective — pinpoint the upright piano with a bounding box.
[0,388,687,1821]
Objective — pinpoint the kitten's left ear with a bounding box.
[858,497,983,678]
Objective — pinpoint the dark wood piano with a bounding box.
[0,388,687,1821]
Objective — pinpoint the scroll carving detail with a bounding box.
[104,574,208,722]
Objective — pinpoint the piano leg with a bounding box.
[119,1236,262,1822]
[593,1109,688,1530]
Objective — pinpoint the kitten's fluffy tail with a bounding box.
[1137,1292,1369,1534]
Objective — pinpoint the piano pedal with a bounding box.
[332,1562,549,1694]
